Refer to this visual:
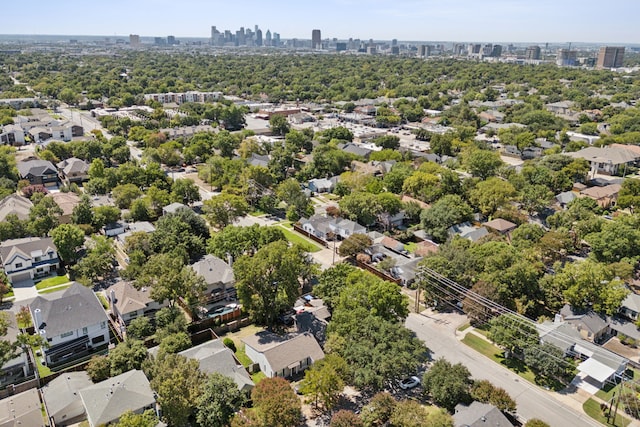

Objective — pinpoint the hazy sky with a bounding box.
[2,0,638,43]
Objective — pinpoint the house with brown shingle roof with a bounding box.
[0,194,33,221]
[242,331,324,378]
[484,218,517,235]
[106,281,167,328]
[579,184,621,208]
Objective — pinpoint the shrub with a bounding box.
[223,337,237,353]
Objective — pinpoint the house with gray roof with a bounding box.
[0,194,32,222]
[0,237,59,284]
[175,339,254,392]
[0,123,26,145]
[308,178,334,193]
[57,157,90,183]
[106,281,166,329]
[162,202,187,215]
[42,371,93,426]
[29,283,109,366]
[448,222,489,242]
[300,215,335,240]
[0,388,46,427]
[338,143,372,160]
[190,254,236,303]
[242,331,324,378]
[453,402,514,427]
[247,153,270,168]
[560,304,611,344]
[0,311,30,388]
[555,190,577,209]
[78,370,157,427]
[332,218,367,238]
[565,146,640,176]
[17,159,59,187]
[620,293,640,321]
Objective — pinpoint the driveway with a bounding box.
[405,312,603,427]
[10,279,38,302]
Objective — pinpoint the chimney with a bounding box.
[33,308,43,330]
[227,252,233,267]
[110,290,116,305]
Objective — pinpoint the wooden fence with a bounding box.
[292,224,329,248]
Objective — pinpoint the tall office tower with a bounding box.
[597,46,625,69]
[265,30,272,46]
[273,32,280,46]
[525,45,541,60]
[129,34,140,47]
[211,26,221,45]
[491,45,502,57]
[392,39,398,47]
[312,29,322,49]
[167,35,176,45]
[419,45,426,57]
[256,29,263,46]
[556,49,577,66]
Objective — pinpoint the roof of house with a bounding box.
[448,222,489,242]
[50,191,81,216]
[17,159,57,178]
[0,388,46,427]
[190,254,235,286]
[611,143,640,156]
[621,293,640,314]
[30,282,108,337]
[248,153,270,168]
[1,124,23,133]
[415,240,439,257]
[335,218,366,233]
[484,218,517,233]
[162,202,187,214]
[580,184,622,200]
[0,194,33,222]
[300,215,334,234]
[177,339,254,392]
[453,402,514,427]
[242,331,325,374]
[41,371,92,422]
[0,236,57,265]
[106,281,155,316]
[566,146,640,166]
[381,236,404,252]
[57,157,89,175]
[556,191,577,205]
[339,143,372,158]
[400,194,430,209]
[308,178,333,189]
[79,370,156,427]
[560,305,609,335]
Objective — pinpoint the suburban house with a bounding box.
[453,402,514,427]
[555,190,577,209]
[162,202,188,215]
[0,194,33,221]
[0,124,26,145]
[115,221,156,248]
[50,191,81,224]
[171,339,254,392]
[0,311,30,388]
[300,215,368,240]
[579,184,621,209]
[78,370,157,427]
[190,254,236,303]
[17,159,59,187]
[308,177,335,193]
[620,293,640,321]
[106,280,166,329]
[29,283,109,366]
[0,388,46,427]
[545,100,575,115]
[242,331,325,378]
[560,305,611,344]
[57,157,90,183]
[0,237,59,284]
[333,218,367,238]
[484,218,517,238]
[448,222,489,242]
[247,153,270,168]
[565,146,640,176]
[338,142,373,160]
[41,371,93,426]
[28,127,53,143]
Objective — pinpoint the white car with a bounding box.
[398,376,421,390]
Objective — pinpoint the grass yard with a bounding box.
[235,344,252,367]
[583,398,631,427]
[40,284,72,294]
[252,371,266,383]
[35,276,70,290]
[404,241,418,253]
[279,227,322,253]
[457,322,471,332]
[97,293,109,310]
[33,348,52,378]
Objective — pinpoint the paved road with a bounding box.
[405,312,603,427]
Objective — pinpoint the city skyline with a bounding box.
[1,0,639,44]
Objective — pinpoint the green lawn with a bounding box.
[279,227,322,253]
[252,371,266,384]
[404,242,418,253]
[35,276,70,290]
[280,221,293,229]
[249,210,267,217]
[457,322,471,332]
[97,293,109,310]
[33,348,52,378]
[235,344,253,367]
[583,398,631,427]
[40,284,72,294]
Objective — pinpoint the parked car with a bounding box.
[398,376,421,390]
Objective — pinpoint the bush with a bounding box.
[223,337,237,353]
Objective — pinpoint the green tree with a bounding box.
[585,215,640,263]
[372,135,400,150]
[113,410,158,427]
[148,353,206,427]
[470,177,517,216]
[204,193,250,229]
[361,392,396,427]
[234,241,307,327]
[139,254,206,307]
[520,184,554,216]
[172,178,201,205]
[72,194,94,225]
[524,420,550,427]
[196,373,247,427]
[422,358,472,411]
[109,340,149,376]
[300,355,346,410]
[86,355,111,382]
[92,205,122,228]
[73,235,115,283]
[338,233,372,257]
[276,178,312,220]
[207,224,285,261]
[463,148,503,179]
[50,224,85,264]
[388,400,431,427]
[488,314,539,355]
[469,380,516,412]
[524,342,571,383]
[112,184,143,209]
[314,263,359,310]
[29,196,62,236]
[269,114,290,136]
[250,377,301,427]
[126,317,154,340]
[420,194,473,242]
[158,331,192,354]
[331,410,363,427]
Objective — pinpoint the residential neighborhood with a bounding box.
[2,21,640,427]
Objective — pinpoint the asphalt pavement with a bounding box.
[405,311,604,427]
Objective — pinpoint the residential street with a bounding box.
[405,312,603,427]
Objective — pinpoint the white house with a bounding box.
[242,331,324,378]
[0,124,26,145]
[29,283,109,366]
[106,281,166,328]
[190,254,236,303]
[0,237,59,284]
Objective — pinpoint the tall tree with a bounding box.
[195,373,247,427]
[204,193,250,229]
[300,355,346,411]
[234,241,307,327]
[50,224,85,264]
[139,253,206,308]
[422,358,472,412]
[249,377,301,427]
